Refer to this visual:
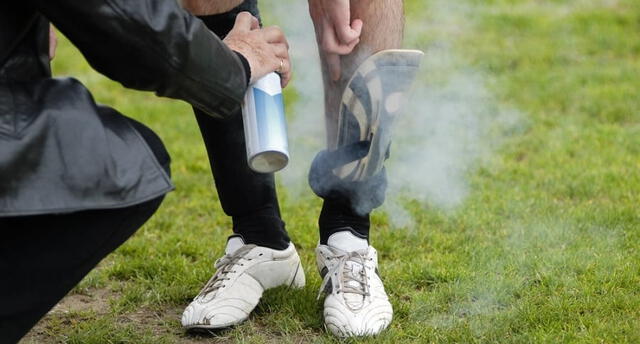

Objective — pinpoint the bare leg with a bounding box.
[312,0,404,243]
[312,5,404,335]
[317,0,404,149]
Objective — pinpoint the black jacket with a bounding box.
[0,0,249,216]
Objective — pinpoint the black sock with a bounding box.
[318,199,370,245]
[232,205,290,250]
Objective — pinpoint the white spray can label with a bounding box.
[241,72,290,173]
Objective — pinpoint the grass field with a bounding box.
[22,0,640,343]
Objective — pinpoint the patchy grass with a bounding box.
[23,0,640,343]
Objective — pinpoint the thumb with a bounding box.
[335,19,362,45]
[250,15,260,30]
[233,12,257,32]
[49,25,57,60]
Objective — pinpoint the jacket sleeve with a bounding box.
[27,0,248,119]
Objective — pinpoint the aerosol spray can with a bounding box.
[241,72,289,173]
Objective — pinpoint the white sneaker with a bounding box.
[316,229,393,337]
[182,235,305,330]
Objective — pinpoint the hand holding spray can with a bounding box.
[241,72,289,173]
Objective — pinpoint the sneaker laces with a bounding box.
[318,249,371,311]
[197,245,256,298]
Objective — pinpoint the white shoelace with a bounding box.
[198,245,256,298]
[318,250,371,311]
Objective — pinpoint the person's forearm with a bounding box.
[180,0,243,15]
[29,0,248,119]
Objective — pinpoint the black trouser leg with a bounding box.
[193,111,290,250]
[193,1,290,250]
[0,197,165,344]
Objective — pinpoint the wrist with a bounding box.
[233,51,251,86]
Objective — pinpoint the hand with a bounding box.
[223,12,292,88]
[308,0,363,81]
[49,24,58,60]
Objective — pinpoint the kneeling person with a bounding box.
[0,1,289,343]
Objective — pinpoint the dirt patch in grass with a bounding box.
[19,288,116,344]
[52,288,115,315]
[123,305,241,344]
[20,292,319,343]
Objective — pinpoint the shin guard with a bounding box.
[310,49,423,213]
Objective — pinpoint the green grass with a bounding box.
[23,0,640,343]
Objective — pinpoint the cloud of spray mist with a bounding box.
[380,0,526,227]
[262,0,524,227]
[383,65,525,226]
